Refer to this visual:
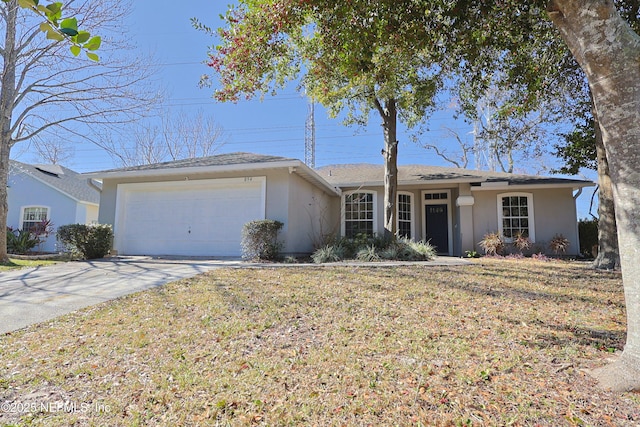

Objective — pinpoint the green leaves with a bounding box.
[4,0,101,61]
[60,17,78,36]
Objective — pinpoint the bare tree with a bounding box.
[420,127,473,169]
[30,134,76,165]
[104,110,227,167]
[0,0,159,262]
[466,83,559,173]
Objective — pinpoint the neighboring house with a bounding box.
[7,160,101,253]
[88,152,593,258]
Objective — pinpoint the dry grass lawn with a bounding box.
[1,258,639,426]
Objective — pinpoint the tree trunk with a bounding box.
[548,0,640,391]
[0,141,9,264]
[379,98,398,239]
[0,1,18,264]
[592,109,620,269]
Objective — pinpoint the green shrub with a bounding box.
[405,239,437,260]
[311,244,346,263]
[6,220,54,255]
[57,224,113,260]
[241,219,284,261]
[380,244,401,260]
[6,227,39,254]
[356,245,381,262]
[578,218,598,258]
[311,236,435,263]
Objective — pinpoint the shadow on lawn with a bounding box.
[496,314,627,352]
[431,265,625,310]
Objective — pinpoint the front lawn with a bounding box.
[0,258,638,426]
[0,258,60,272]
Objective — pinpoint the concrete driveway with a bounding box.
[0,256,245,334]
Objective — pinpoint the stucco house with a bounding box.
[8,160,101,253]
[88,152,593,258]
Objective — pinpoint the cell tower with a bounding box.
[304,100,316,168]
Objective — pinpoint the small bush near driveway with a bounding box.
[57,224,113,260]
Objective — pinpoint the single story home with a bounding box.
[8,160,101,253]
[87,152,593,258]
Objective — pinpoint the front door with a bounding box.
[425,203,449,254]
[423,190,452,255]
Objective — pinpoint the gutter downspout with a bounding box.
[87,178,102,193]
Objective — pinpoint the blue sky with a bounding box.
[14,0,596,217]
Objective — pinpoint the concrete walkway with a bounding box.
[0,256,470,334]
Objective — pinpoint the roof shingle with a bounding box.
[315,163,592,187]
[91,152,297,174]
[10,160,100,204]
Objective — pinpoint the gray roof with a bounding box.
[85,152,342,197]
[316,163,593,188]
[10,160,101,204]
[91,152,297,174]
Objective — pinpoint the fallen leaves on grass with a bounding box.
[0,258,638,426]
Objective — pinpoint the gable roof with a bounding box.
[85,152,341,196]
[316,163,594,190]
[10,160,101,204]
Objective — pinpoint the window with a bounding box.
[397,192,413,239]
[20,206,49,233]
[424,192,448,200]
[343,192,375,238]
[498,193,535,241]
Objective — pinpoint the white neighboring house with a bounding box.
[7,160,101,253]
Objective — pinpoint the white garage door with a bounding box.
[115,177,266,256]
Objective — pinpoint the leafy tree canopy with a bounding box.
[200,0,461,127]
[3,0,101,60]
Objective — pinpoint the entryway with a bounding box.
[423,190,452,255]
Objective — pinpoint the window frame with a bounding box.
[341,191,377,238]
[19,206,50,233]
[497,192,536,242]
[396,191,414,239]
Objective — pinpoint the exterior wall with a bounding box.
[97,180,118,227]
[287,173,340,254]
[472,187,580,256]
[74,203,99,225]
[85,204,99,224]
[98,168,339,257]
[7,172,80,252]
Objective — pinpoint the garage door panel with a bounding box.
[116,177,265,256]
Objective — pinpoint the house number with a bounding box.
[244,177,253,182]
[429,207,445,214]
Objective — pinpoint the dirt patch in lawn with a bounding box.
[1,258,638,426]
